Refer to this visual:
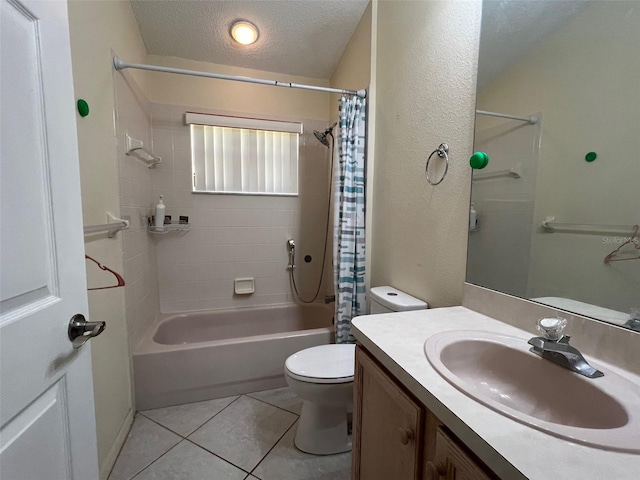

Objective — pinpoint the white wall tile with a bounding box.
[197,262,236,281]
[153,170,175,191]
[151,103,331,313]
[116,77,161,348]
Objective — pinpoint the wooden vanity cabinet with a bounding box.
[352,344,424,479]
[427,426,496,480]
[353,345,497,480]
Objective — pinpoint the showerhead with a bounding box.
[313,123,337,148]
[314,130,330,147]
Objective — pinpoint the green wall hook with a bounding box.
[585,152,597,163]
[77,99,89,117]
[470,151,489,170]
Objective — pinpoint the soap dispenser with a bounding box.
[154,195,165,228]
[469,203,477,230]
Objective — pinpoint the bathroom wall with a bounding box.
[467,119,541,297]
[66,0,147,478]
[476,2,640,312]
[370,0,481,307]
[330,1,372,113]
[144,55,331,121]
[150,103,331,312]
[114,72,160,348]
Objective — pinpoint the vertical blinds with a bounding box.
[187,113,301,196]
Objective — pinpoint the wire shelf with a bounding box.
[148,221,191,234]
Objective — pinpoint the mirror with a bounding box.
[468,1,640,331]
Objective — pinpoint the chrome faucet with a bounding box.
[528,317,604,379]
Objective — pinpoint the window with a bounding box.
[187,112,301,195]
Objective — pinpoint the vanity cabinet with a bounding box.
[353,345,497,480]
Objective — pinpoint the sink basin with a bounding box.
[424,330,640,452]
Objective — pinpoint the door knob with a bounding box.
[68,314,105,349]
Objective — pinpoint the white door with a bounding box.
[0,0,99,479]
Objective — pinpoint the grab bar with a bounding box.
[83,213,129,238]
[542,216,635,236]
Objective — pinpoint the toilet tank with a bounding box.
[369,286,428,314]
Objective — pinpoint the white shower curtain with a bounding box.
[333,95,366,344]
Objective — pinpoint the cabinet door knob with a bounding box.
[425,461,446,480]
[399,427,414,445]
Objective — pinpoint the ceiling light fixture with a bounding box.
[230,21,259,45]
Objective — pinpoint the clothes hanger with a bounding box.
[85,255,126,290]
[604,225,640,263]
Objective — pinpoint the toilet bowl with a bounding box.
[284,286,428,455]
[285,344,355,455]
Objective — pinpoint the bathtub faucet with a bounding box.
[287,239,296,270]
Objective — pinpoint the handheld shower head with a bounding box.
[313,123,337,148]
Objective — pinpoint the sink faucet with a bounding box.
[528,317,604,379]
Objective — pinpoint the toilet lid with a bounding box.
[285,344,356,384]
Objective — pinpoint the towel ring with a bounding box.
[425,143,449,186]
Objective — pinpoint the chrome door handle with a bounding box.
[68,314,106,349]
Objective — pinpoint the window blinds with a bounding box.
[187,113,300,195]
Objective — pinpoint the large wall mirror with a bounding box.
[468,1,640,331]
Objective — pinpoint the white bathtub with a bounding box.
[133,303,334,410]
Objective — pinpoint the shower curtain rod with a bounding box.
[476,109,538,124]
[113,57,367,98]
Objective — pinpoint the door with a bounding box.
[426,428,495,480]
[0,0,99,479]
[352,346,424,480]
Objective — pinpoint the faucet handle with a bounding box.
[537,317,567,341]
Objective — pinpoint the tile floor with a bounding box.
[108,387,352,480]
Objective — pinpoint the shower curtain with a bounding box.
[334,95,366,344]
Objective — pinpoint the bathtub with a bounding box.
[133,303,334,410]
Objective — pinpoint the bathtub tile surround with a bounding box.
[150,103,333,313]
[114,71,161,349]
[189,395,297,471]
[108,388,350,480]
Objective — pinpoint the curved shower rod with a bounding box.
[113,57,367,98]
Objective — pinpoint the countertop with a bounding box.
[351,306,640,480]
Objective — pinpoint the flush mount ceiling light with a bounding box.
[230,21,259,45]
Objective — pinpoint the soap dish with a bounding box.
[234,277,255,295]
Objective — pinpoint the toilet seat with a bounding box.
[285,344,355,384]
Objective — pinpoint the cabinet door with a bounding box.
[424,427,496,480]
[353,346,424,480]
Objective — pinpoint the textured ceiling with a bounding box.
[130,0,369,79]
[478,0,589,89]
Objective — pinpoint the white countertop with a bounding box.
[351,306,640,480]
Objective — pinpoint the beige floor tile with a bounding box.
[189,396,297,471]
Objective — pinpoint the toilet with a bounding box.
[284,286,428,455]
